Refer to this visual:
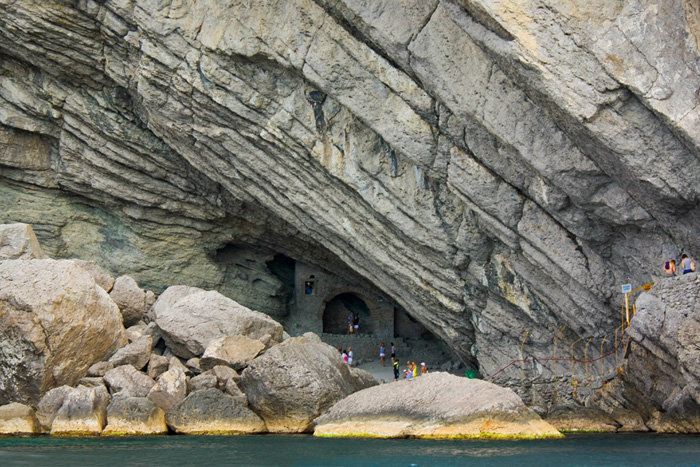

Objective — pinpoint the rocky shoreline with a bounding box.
[0,223,692,438]
[0,223,563,439]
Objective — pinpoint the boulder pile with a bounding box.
[0,224,562,438]
[0,223,377,435]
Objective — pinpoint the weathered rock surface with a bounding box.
[212,365,240,389]
[156,289,283,359]
[545,406,620,433]
[147,354,170,380]
[102,394,168,436]
[240,333,377,432]
[314,372,561,439]
[36,385,72,432]
[0,259,127,405]
[0,403,40,434]
[200,335,265,371]
[87,362,114,378]
[610,408,649,433]
[103,365,156,398]
[108,336,153,371]
[51,385,110,436]
[72,259,115,293]
[0,223,45,260]
[187,373,218,394]
[624,275,700,432]
[165,389,266,435]
[147,362,187,412]
[1,0,699,426]
[109,275,153,327]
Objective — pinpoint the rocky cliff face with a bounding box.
[1,0,699,415]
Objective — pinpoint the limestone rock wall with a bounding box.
[1,0,699,410]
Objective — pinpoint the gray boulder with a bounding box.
[102,394,168,435]
[108,336,153,370]
[187,373,218,393]
[0,223,45,260]
[103,365,156,397]
[155,289,284,359]
[0,402,40,434]
[147,354,170,380]
[0,259,127,406]
[200,335,265,371]
[223,378,248,408]
[150,285,200,319]
[185,358,202,375]
[239,333,377,433]
[212,365,240,388]
[51,385,111,435]
[87,361,114,378]
[124,323,148,343]
[36,385,72,432]
[147,363,187,412]
[109,275,154,327]
[165,389,266,434]
[314,372,561,439]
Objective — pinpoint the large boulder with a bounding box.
[0,223,45,260]
[155,288,284,359]
[102,394,168,436]
[109,275,154,327]
[108,336,153,370]
[50,385,111,435]
[165,389,266,435]
[314,372,562,439]
[0,259,128,405]
[103,365,156,397]
[200,335,265,371]
[0,402,40,434]
[239,333,377,433]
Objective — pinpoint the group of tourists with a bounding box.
[338,346,354,366]
[380,342,428,382]
[664,253,696,277]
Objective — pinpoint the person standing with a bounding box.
[420,362,428,375]
[379,342,386,367]
[392,358,399,382]
[348,347,354,366]
[348,312,355,334]
[353,314,360,335]
[390,342,396,360]
[681,254,696,274]
[664,259,677,278]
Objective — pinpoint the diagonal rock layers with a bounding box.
[1,0,699,412]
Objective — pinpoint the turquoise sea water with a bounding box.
[0,434,698,466]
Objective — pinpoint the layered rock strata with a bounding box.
[314,372,561,439]
[1,0,699,418]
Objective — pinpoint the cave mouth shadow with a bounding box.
[322,292,371,335]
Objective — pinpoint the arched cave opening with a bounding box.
[322,293,372,335]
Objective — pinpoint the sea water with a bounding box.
[0,434,698,466]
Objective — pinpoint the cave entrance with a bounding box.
[322,293,372,335]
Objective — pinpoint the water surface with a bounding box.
[1,433,698,466]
